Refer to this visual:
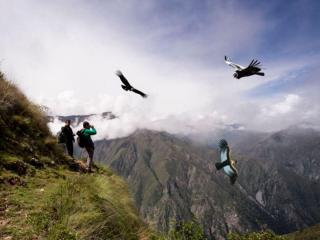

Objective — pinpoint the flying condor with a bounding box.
[215,139,238,185]
[116,70,148,98]
[225,56,265,79]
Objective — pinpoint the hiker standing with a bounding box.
[61,120,75,158]
[78,121,97,172]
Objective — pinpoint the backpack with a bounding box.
[76,129,87,148]
[57,131,65,144]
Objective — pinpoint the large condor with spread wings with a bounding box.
[225,56,265,79]
[116,70,148,98]
[215,139,238,185]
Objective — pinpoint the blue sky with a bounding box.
[92,0,320,62]
[0,0,319,137]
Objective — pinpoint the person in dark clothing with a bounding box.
[81,121,97,172]
[61,120,75,158]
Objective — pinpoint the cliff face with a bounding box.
[94,128,320,239]
[225,126,320,235]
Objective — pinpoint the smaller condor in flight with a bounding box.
[215,139,238,185]
[116,70,148,98]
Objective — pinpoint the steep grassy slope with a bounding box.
[0,72,154,240]
[0,72,66,167]
[1,167,153,239]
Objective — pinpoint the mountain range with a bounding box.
[53,112,320,239]
[93,127,320,239]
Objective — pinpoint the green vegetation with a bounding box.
[227,226,320,240]
[286,223,320,240]
[228,231,288,240]
[168,221,206,240]
[0,72,67,172]
[1,166,152,239]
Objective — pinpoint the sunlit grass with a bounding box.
[1,167,154,239]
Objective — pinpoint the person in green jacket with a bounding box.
[82,121,97,172]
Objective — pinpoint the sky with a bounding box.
[0,0,319,139]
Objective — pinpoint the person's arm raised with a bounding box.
[88,127,97,135]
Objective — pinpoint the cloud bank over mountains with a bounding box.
[1,0,319,139]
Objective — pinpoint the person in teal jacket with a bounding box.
[82,121,97,172]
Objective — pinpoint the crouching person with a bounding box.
[77,121,97,172]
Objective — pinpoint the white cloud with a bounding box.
[262,94,300,117]
[1,1,319,138]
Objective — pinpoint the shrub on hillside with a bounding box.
[168,221,206,240]
[228,230,288,240]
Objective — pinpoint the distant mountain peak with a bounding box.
[48,111,117,124]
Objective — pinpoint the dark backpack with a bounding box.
[57,131,65,144]
[76,129,87,148]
